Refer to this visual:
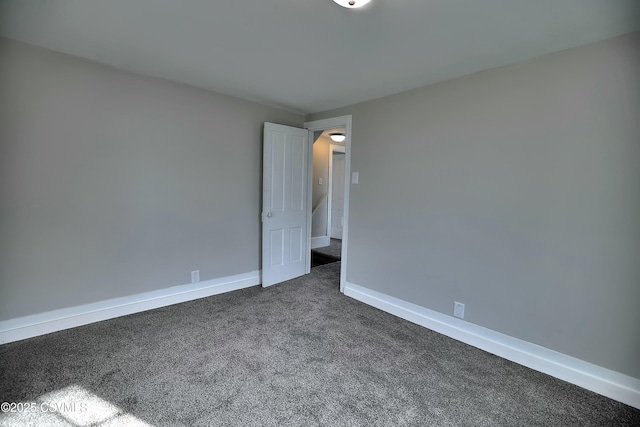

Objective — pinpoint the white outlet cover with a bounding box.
[454,302,465,319]
[351,172,359,184]
[191,270,200,283]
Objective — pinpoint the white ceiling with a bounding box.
[1,0,638,114]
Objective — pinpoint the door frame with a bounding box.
[304,115,352,293]
[328,144,346,240]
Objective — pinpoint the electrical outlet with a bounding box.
[453,301,465,319]
[319,177,323,185]
[191,270,200,284]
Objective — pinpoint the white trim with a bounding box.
[344,281,640,410]
[305,129,314,274]
[304,115,352,293]
[0,271,261,345]
[311,236,330,249]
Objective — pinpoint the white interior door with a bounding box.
[330,151,345,239]
[262,122,310,287]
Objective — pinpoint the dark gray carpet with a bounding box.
[312,239,342,259]
[311,239,341,267]
[1,262,639,426]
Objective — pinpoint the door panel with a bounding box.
[289,227,303,262]
[269,229,284,267]
[262,123,310,287]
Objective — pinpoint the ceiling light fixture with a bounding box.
[330,133,346,143]
[333,0,372,9]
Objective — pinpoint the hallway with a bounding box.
[311,239,341,267]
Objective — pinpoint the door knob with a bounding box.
[266,212,273,218]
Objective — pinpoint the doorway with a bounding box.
[311,134,345,268]
[261,116,351,292]
[305,116,352,293]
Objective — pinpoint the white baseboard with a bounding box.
[0,270,261,345]
[344,281,640,410]
[311,236,330,249]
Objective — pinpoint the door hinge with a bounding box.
[261,212,264,223]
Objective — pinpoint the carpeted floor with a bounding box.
[1,262,639,426]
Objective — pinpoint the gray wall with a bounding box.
[312,135,330,212]
[0,37,302,320]
[307,33,640,378]
[311,134,330,239]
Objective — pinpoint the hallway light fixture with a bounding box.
[330,133,346,143]
[333,0,372,9]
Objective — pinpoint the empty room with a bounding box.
[1,1,639,425]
